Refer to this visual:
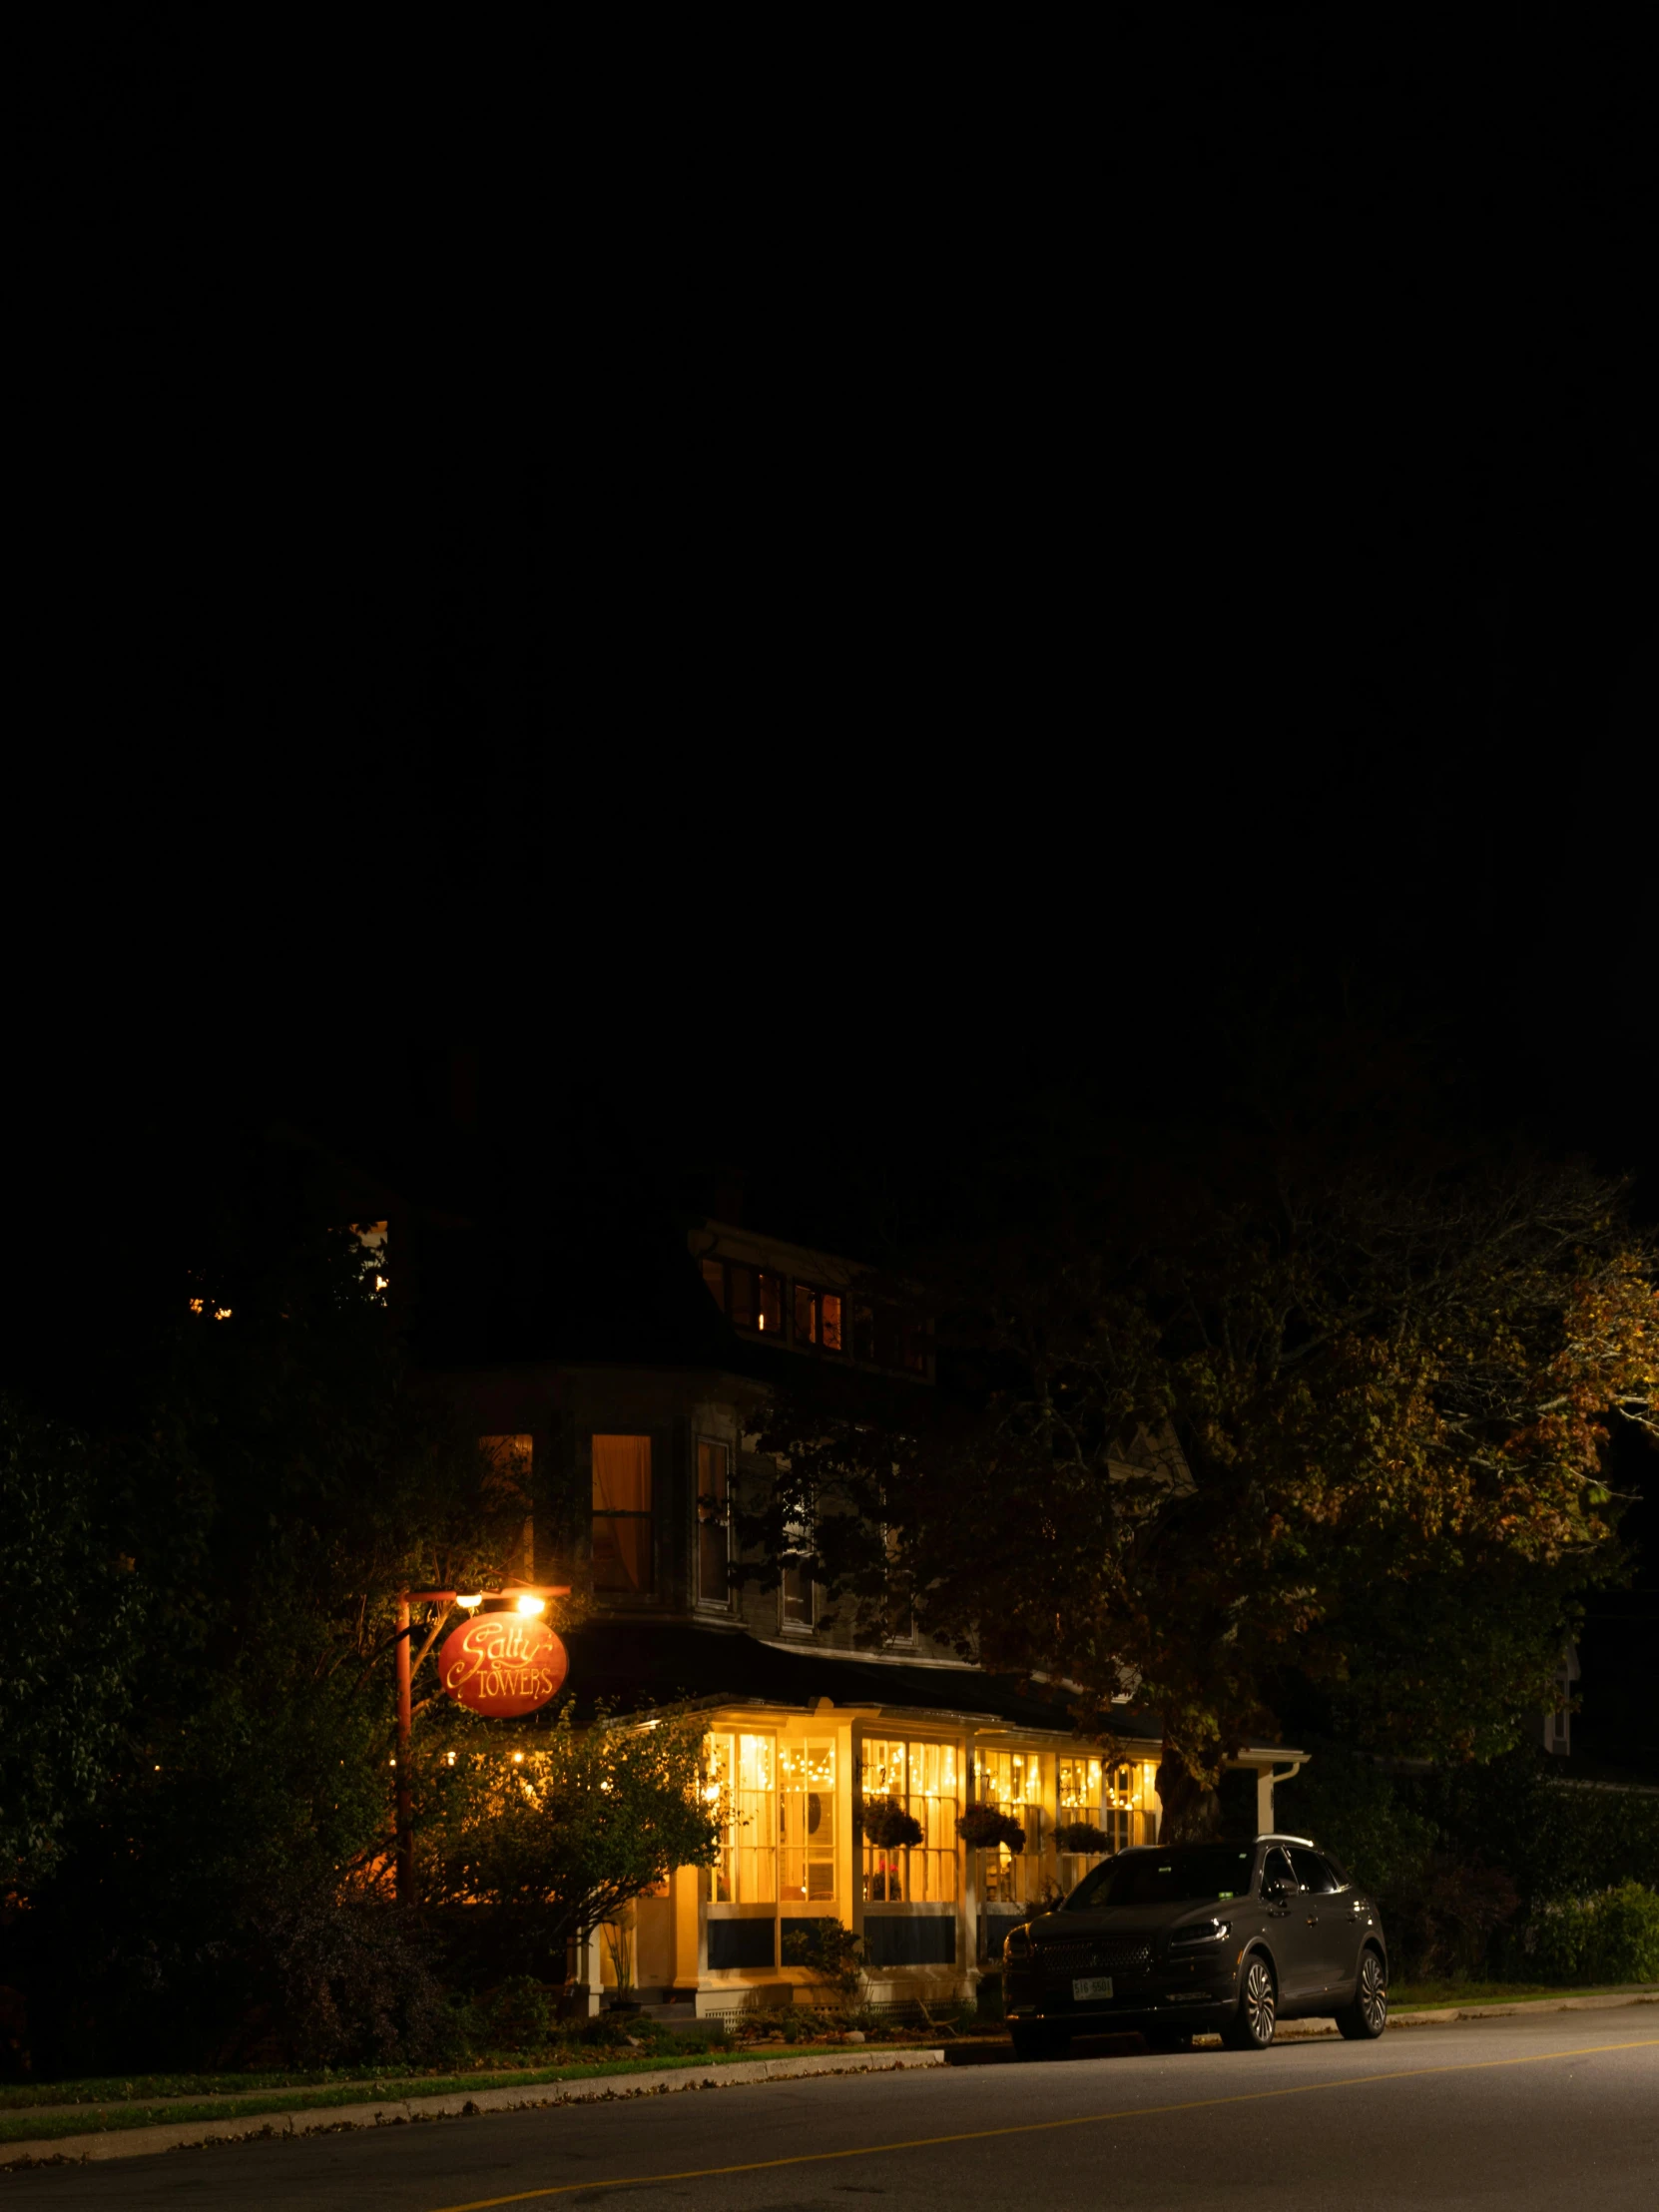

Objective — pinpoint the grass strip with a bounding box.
[0,2046,818,2148]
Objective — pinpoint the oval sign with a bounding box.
[438,1614,568,1718]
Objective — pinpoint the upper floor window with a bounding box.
[592,1434,653,1596]
[793,1284,844,1352]
[696,1437,732,1608]
[702,1258,785,1337]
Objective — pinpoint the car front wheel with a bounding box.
[1221,1956,1277,2049]
[1336,1949,1388,2040]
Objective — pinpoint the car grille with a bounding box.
[1032,1936,1154,1979]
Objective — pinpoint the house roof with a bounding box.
[545,1622,1305,1762]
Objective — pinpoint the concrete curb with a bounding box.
[0,2048,945,2170]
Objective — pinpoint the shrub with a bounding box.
[956,1805,1025,1854]
[1054,1822,1111,1855]
[1525,1883,1659,1985]
[860,1798,924,1851]
[479,1975,557,2049]
[782,1918,862,1994]
[259,1896,456,2070]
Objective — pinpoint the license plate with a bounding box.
[1073,1975,1114,2001]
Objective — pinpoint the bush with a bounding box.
[956,1805,1025,1853]
[860,1798,924,1851]
[1524,1883,1659,1985]
[478,1975,557,2049]
[259,1897,457,2071]
[781,1918,862,1994]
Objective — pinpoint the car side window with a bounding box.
[1291,1848,1338,1893]
[1262,1847,1297,1893]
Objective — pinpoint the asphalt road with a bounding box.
[5,2010,1656,2212]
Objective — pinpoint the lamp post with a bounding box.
[392,1582,570,1905]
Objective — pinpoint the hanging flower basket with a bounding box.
[858,1796,925,1852]
[956,1804,1026,1853]
[1054,1821,1111,1854]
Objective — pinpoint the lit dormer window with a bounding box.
[701,1258,784,1336]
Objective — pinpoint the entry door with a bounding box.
[1260,1846,1322,2003]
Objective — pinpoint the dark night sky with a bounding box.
[8,11,1655,1696]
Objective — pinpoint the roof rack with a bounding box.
[1255,1832,1315,1848]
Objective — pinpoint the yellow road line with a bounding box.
[425,2035,1659,2212]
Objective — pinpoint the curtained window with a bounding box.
[592,1434,653,1595]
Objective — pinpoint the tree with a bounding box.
[5,1178,539,2070]
[752,1138,1657,1842]
[0,1399,146,1889]
[417,1704,718,1983]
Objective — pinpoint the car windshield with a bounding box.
[1066,1845,1256,1910]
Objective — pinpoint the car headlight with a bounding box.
[1003,1926,1031,1963]
[1168,1918,1232,1947]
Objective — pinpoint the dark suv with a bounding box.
[1001,1834,1387,2057]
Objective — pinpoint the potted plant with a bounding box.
[956,1804,1027,1853]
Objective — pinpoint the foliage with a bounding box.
[1522,1883,1659,1984]
[2,1173,561,2074]
[752,1133,1657,1839]
[255,1894,459,2070]
[0,1399,147,1887]
[956,1805,1026,1853]
[1277,1745,1659,1978]
[476,1975,558,2049]
[858,1798,924,1851]
[1053,1822,1112,1854]
[417,1703,718,1984]
[780,1917,863,1993]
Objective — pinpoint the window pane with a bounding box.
[592,1513,653,1593]
[782,1557,811,1623]
[780,1742,835,1903]
[592,1435,652,1513]
[794,1283,817,1344]
[757,1271,783,1335]
[821,1294,842,1352]
[697,1439,730,1605]
[729,1264,755,1329]
[709,1731,777,1903]
[702,1257,726,1310]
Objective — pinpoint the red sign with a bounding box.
[437,1614,568,1718]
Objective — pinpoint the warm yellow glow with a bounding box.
[456,1593,483,1609]
[515,1594,546,1616]
[512,1751,524,1763]
[374,1275,389,1293]
[189,1298,204,1313]
[214,1308,232,1321]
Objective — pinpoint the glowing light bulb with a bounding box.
[513,1752,524,1763]
[456,1593,483,1609]
[516,1594,546,1616]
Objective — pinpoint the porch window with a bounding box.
[975,1750,1046,1905]
[591,1434,653,1596]
[1103,1760,1161,1850]
[695,1437,732,1607]
[1058,1756,1106,1886]
[708,1732,776,1903]
[780,1742,836,1901]
[861,1738,959,1903]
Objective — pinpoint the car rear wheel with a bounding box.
[1221,1957,1277,2049]
[1336,1949,1387,2040]
[1011,2022,1070,2061]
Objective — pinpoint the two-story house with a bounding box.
[431,1205,1309,2019]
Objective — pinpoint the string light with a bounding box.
[515,1595,546,1617]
